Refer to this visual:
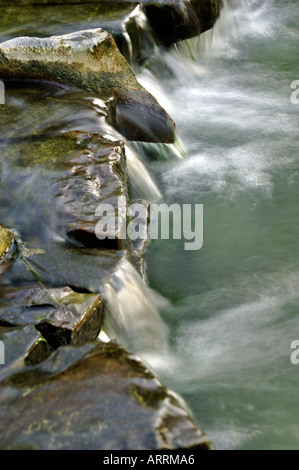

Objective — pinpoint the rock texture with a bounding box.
[0,286,103,349]
[0,0,222,451]
[0,29,175,142]
[0,1,222,62]
[144,0,222,46]
[0,341,210,450]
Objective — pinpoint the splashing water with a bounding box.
[103,259,169,354]
[131,0,299,450]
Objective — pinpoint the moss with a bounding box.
[0,225,14,262]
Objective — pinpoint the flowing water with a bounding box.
[1,0,299,451]
[133,0,299,450]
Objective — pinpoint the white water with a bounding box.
[131,0,299,450]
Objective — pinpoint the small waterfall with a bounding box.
[125,144,162,202]
[103,259,169,354]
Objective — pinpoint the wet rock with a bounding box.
[53,132,129,250]
[0,225,14,264]
[0,3,150,64]
[0,84,129,251]
[0,3,138,44]
[0,286,103,349]
[0,325,50,382]
[0,29,175,142]
[0,1,222,51]
[0,341,210,450]
[143,0,222,46]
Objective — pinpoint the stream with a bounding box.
[135,0,299,450]
[1,0,299,451]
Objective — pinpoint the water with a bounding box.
[1,0,299,451]
[134,0,299,450]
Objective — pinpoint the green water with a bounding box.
[1,0,299,451]
[138,0,299,450]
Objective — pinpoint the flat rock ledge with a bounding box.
[0,29,175,143]
[0,341,210,450]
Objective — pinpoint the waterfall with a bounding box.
[103,259,169,354]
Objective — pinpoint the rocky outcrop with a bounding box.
[0,0,222,451]
[0,341,210,450]
[144,0,222,46]
[0,29,175,142]
[0,1,222,61]
[0,286,103,349]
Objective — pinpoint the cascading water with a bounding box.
[114,0,299,450]
[1,0,298,451]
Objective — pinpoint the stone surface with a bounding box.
[143,0,222,46]
[0,29,175,142]
[0,1,222,49]
[0,286,103,349]
[0,341,210,450]
[0,325,50,382]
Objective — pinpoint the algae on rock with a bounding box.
[0,28,175,142]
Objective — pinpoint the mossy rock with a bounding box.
[0,29,175,142]
[0,285,103,349]
[0,341,210,450]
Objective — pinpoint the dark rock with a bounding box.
[143,0,222,46]
[0,1,222,51]
[0,286,103,349]
[0,84,129,251]
[0,29,175,142]
[0,325,50,382]
[0,225,14,264]
[49,131,129,251]
[0,341,210,450]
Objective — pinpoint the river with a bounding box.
[134,0,299,450]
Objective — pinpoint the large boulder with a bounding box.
[143,0,223,46]
[0,29,175,142]
[0,341,210,450]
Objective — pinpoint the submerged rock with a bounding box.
[0,341,210,450]
[0,286,103,349]
[0,29,175,142]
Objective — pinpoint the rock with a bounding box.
[0,341,210,450]
[0,286,103,349]
[53,132,129,250]
[143,0,222,46]
[0,325,50,382]
[0,83,129,250]
[0,2,222,51]
[0,225,14,264]
[0,29,175,142]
